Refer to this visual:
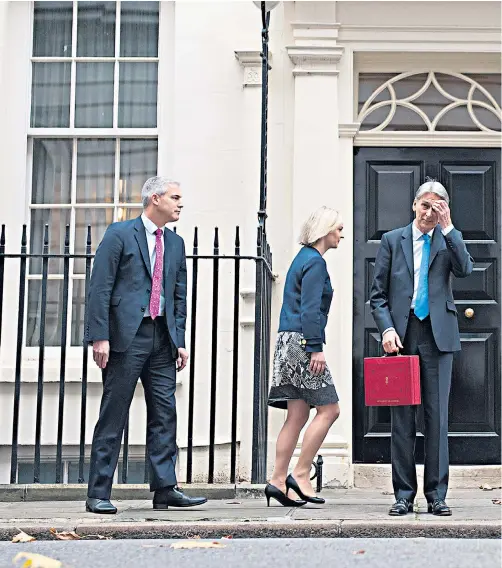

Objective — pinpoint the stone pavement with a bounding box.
[0,487,500,540]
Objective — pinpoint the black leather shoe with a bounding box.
[428,499,452,516]
[85,498,117,514]
[285,474,325,505]
[389,498,414,516]
[153,486,207,509]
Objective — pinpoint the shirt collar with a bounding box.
[412,222,434,241]
[141,212,164,236]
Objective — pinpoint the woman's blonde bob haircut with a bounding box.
[299,206,343,246]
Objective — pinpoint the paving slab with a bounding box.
[0,488,498,540]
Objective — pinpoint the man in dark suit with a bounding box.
[85,176,207,514]
[370,179,473,517]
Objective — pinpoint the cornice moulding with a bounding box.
[234,50,268,67]
[340,24,501,34]
[338,24,500,45]
[287,45,345,65]
[354,131,502,148]
[339,123,361,138]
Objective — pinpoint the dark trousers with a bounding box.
[391,312,453,503]
[87,317,178,499]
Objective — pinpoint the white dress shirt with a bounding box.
[382,222,454,338]
[141,213,165,317]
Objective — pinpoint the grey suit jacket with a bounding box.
[370,223,474,353]
[85,216,187,353]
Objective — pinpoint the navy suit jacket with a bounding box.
[370,223,474,353]
[85,216,187,353]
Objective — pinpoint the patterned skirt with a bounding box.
[268,331,339,410]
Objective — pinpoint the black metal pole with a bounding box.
[258,2,271,235]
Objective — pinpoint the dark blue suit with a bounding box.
[370,223,473,502]
[85,216,187,499]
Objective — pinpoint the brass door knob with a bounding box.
[464,308,475,319]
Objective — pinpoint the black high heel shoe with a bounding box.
[286,474,325,505]
[265,483,306,507]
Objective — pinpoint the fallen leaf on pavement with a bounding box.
[480,484,493,491]
[12,552,62,568]
[12,531,36,543]
[492,499,501,505]
[170,541,226,549]
[353,550,366,555]
[50,528,81,540]
[226,501,241,505]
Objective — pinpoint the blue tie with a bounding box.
[414,233,431,320]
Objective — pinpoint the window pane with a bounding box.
[27,280,67,347]
[118,460,148,483]
[120,1,159,57]
[359,72,502,132]
[76,139,115,203]
[68,460,90,483]
[31,63,71,128]
[74,208,114,273]
[119,139,158,202]
[75,63,114,128]
[117,207,142,222]
[71,279,87,346]
[33,1,73,57]
[118,63,158,128]
[29,208,71,274]
[77,1,116,57]
[32,139,72,205]
[18,462,57,483]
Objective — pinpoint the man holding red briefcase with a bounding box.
[370,179,474,517]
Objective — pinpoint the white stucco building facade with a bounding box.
[0,1,500,489]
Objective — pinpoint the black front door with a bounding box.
[353,147,501,465]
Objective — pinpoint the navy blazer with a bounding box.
[370,223,474,353]
[85,216,187,353]
[278,246,333,352]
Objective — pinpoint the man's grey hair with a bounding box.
[141,176,180,208]
[415,177,449,205]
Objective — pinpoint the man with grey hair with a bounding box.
[85,176,207,513]
[370,179,473,517]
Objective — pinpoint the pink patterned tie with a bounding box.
[149,228,164,319]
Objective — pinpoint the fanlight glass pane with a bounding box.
[358,73,501,132]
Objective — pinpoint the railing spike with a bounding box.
[193,226,198,250]
[214,227,219,252]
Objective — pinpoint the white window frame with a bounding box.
[25,0,164,377]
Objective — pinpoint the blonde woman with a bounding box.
[266,207,343,507]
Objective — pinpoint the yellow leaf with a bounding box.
[170,541,226,550]
[49,528,81,541]
[12,531,36,543]
[12,552,62,568]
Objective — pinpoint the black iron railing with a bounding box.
[0,223,274,485]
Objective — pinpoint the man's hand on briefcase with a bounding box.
[382,330,403,354]
[93,340,110,369]
[177,348,189,372]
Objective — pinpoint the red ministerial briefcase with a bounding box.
[364,354,421,406]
